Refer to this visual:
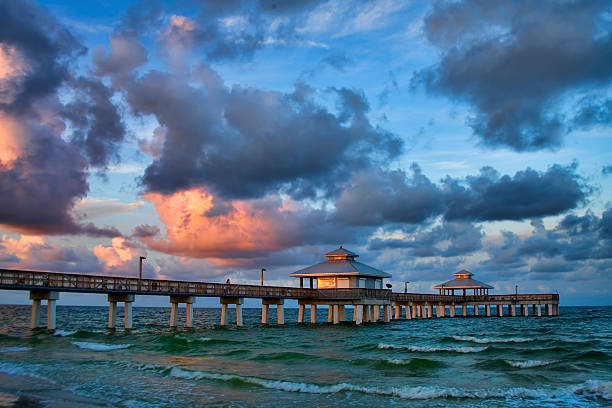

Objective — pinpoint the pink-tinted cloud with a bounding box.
[139,188,351,262]
[94,236,142,268]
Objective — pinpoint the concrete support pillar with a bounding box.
[328,305,333,323]
[383,305,391,323]
[333,305,340,324]
[221,304,227,326]
[30,291,59,330]
[536,304,541,317]
[108,301,117,329]
[236,304,243,327]
[339,305,345,322]
[262,304,269,324]
[532,304,537,315]
[474,305,479,316]
[406,305,412,319]
[485,304,491,317]
[277,304,284,324]
[497,304,503,317]
[355,305,364,325]
[30,300,41,329]
[394,305,401,319]
[462,304,467,317]
[124,302,133,329]
[310,304,317,324]
[46,300,57,330]
[186,303,193,327]
[450,304,456,317]
[170,295,195,328]
[411,303,417,318]
[298,304,305,323]
[370,305,376,322]
[374,305,380,322]
[419,305,425,318]
[364,304,370,322]
[170,303,178,327]
[510,304,516,317]
[439,305,445,318]
[547,304,553,316]
[426,304,432,318]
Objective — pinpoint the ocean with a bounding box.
[0,305,610,407]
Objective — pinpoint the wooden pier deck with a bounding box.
[0,268,559,329]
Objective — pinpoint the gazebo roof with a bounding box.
[290,247,390,278]
[433,270,493,290]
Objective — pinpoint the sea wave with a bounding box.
[452,335,534,344]
[166,366,551,399]
[573,380,612,401]
[0,347,31,353]
[54,330,77,337]
[72,341,131,351]
[378,343,486,353]
[505,360,555,368]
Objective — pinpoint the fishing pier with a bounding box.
[0,267,559,330]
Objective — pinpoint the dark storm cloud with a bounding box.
[334,163,588,227]
[481,209,612,277]
[414,0,612,151]
[0,0,124,237]
[368,221,483,258]
[126,66,402,199]
[334,164,445,226]
[92,33,148,85]
[0,0,85,112]
[572,97,612,129]
[63,77,126,168]
[0,120,119,237]
[132,225,161,238]
[443,164,587,221]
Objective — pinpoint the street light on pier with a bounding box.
[404,281,410,293]
[139,256,146,280]
[260,268,266,286]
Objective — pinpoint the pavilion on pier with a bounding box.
[289,246,391,289]
[433,270,493,296]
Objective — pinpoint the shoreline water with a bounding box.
[0,305,610,407]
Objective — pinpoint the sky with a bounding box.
[0,0,611,307]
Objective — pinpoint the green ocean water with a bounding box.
[0,305,610,407]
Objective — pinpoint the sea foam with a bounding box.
[573,380,612,401]
[378,343,486,353]
[167,366,551,400]
[505,360,554,368]
[0,347,31,353]
[54,330,77,337]
[72,341,131,351]
[452,335,534,344]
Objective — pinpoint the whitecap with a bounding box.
[506,360,554,368]
[378,343,486,353]
[54,330,77,337]
[198,337,212,342]
[0,347,31,353]
[167,367,550,400]
[452,335,534,344]
[72,341,131,351]
[573,380,612,401]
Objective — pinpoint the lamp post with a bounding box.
[260,268,266,286]
[404,281,409,293]
[139,256,146,280]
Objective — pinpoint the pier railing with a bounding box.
[0,268,557,303]
[0,269,393,300]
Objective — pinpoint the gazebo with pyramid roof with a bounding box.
[433,270,493,296]
[290,246,391,289]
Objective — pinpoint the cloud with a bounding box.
[73,197,144,219]
[0,234,100,272]
[414,0,612,150]
[0,0,84,112]
[94,236,142,268]
[92,33,147,85]
[334,164,445,226]
[62,77,126,168]
[138,188,358,261]
[0,0,126,237]
[443,164,587,221]
[126,66,401,200]
[369,221,483,258]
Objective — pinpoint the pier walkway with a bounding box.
[0,268,559,330]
